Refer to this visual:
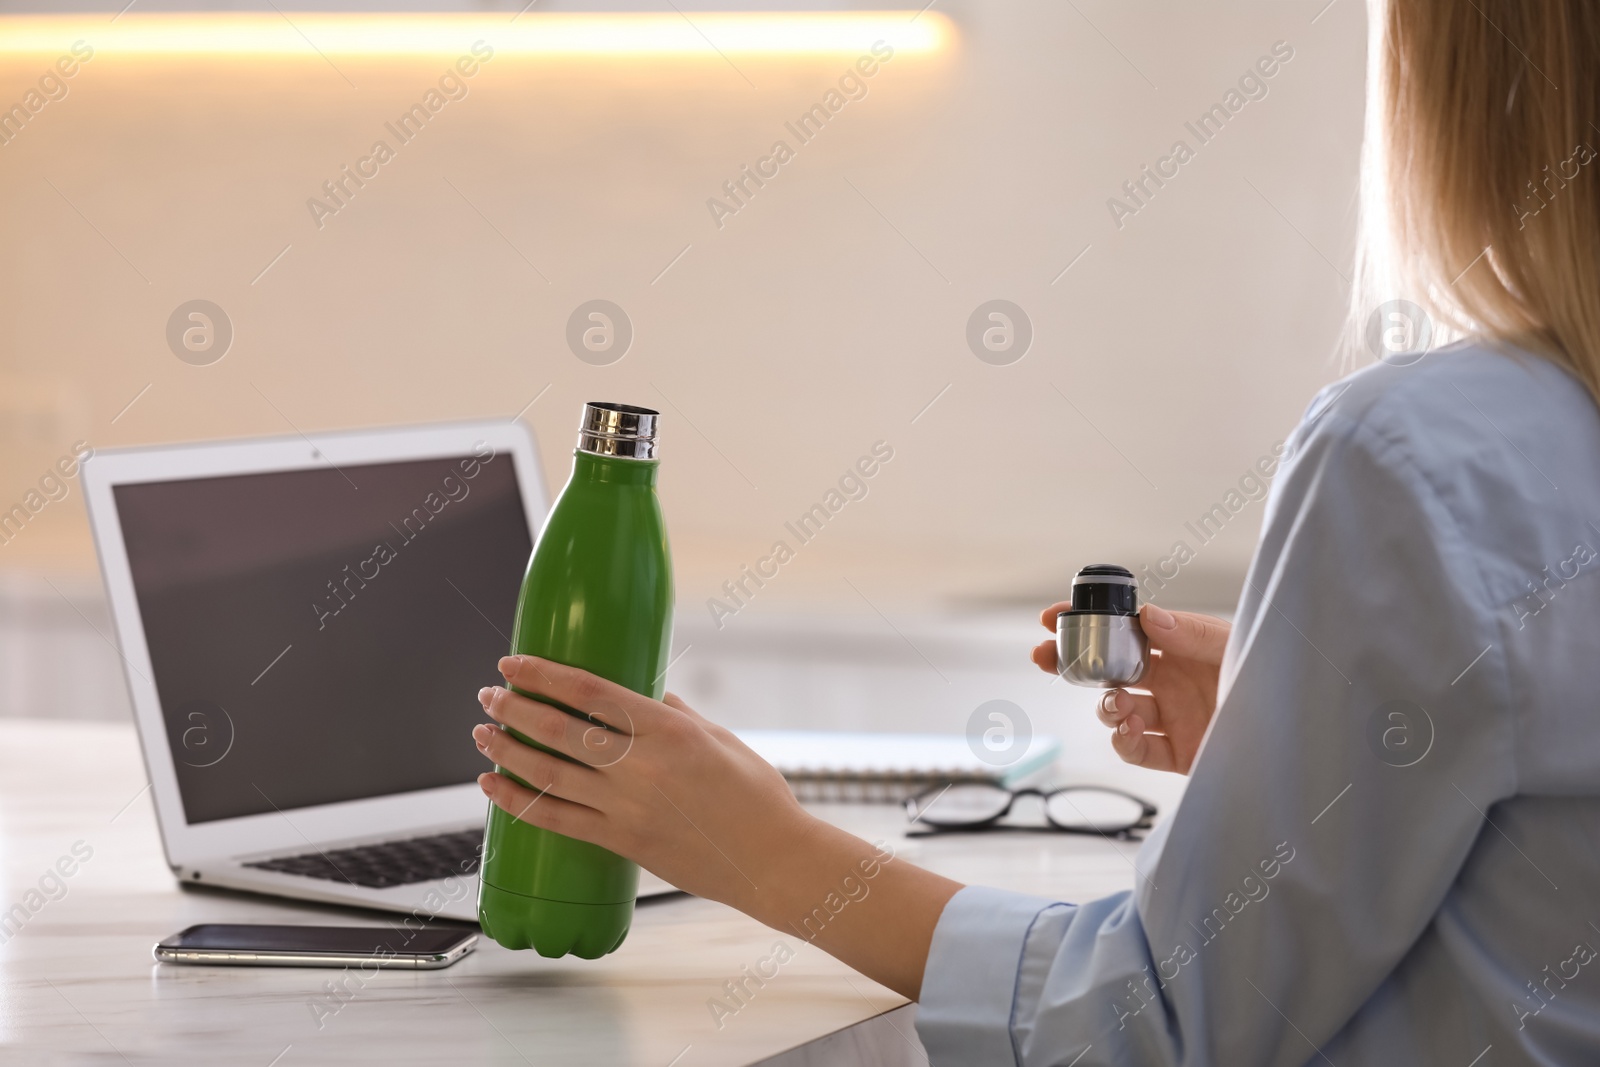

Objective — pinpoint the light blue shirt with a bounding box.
[916,342,1600,1066]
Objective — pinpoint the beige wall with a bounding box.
[0,2,1367,623]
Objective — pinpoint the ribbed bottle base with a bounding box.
[477,881,634,959]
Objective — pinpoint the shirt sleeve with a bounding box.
[915,389,1518,1066]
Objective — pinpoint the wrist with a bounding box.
[750,812,962,1000]
[733,808,859,932]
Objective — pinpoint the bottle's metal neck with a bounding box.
[577,401,659,460]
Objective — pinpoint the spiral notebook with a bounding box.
[734,730,1062,804]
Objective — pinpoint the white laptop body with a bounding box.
[82,418,670,923]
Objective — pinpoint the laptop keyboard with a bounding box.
[244,828,483,890]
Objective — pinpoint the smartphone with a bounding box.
[154,923,478,969]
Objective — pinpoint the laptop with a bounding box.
[82,419,673,923]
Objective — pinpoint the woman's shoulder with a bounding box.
[1300,339,1595,455]
[1285,339,1600,608]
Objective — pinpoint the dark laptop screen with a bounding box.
[112,447,533,824]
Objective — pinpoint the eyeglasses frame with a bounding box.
[903,782,1158,839]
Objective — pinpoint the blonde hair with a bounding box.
[1355,0,1600,401]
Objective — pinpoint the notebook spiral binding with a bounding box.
[782,772,994,805]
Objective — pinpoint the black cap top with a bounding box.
[1063,563,1139,616]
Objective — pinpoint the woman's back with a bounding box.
[916,341,1600,1066]
[1301,343,1600,1063]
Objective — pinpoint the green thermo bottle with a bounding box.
[478,401,673,958]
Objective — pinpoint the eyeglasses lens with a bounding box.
[1044,789,1147,832]
[909,782,1012,826]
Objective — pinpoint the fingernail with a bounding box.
[1144,603,1176,630]
[1117,721,1129,736]
[498,656,521,676]
[472,723,492,749]
[1099,691,1121,715]
[478,687,494,709]
[477,773,494,794]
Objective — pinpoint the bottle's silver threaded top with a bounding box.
[578,401,659,460]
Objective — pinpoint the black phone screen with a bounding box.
[161,923,475,956]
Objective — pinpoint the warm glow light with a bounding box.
[0,11,951,56]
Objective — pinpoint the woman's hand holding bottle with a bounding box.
[473,655,964,999]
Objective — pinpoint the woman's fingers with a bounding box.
[1096,689,1164,732]
[1109,713,1179,773]
[497,656,657,731]
[473,722,604,807]
[1100,692,1181,770]
[1034,601,1069,673]
[480,685,619,767]
[1139,604,1230,666]
[478,771,608,844]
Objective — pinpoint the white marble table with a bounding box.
[0,720,1149,1066]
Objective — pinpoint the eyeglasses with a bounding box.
[904,782,1157,839]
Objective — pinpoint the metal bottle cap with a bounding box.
[578,402,660,460]
[1056,564,1148,688]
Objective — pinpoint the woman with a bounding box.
[470,0,1600,1062]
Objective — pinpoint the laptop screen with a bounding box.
[112,446,533,825]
